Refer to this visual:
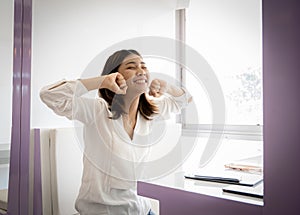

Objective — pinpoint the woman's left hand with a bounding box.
[149,79,168,97]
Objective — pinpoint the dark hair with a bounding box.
[98,49,158,120]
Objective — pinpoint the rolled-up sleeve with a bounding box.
[40,80,105,124]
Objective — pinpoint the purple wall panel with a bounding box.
[263,0,300,214]
[19,0,32,214]
[33,129,42,215]
[7,0,23,214]
[6,0,32,214]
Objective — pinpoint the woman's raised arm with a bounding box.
[80,73,127,94]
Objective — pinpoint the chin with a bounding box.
[126,85,147,96]
[134,83,148,92]
[136,88,147,95]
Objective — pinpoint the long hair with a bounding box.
[98,49,158,120]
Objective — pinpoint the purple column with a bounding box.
[33,129,42,215]
[6,0,32,214]
[19,0,32,214]
[7,0,23,214]
[263,0,300,214]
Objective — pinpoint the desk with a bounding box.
[139,137,263,207]
[144,171,263,206]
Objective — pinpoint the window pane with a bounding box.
[185,0,262,125]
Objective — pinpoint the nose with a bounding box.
[137,67,146,76]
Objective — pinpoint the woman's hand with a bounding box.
[102,73,128,94]
[79,73,127,94]
[149,78,190,100]
[149,79,168,97]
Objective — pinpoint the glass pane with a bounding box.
[0,0,14,191]
[185,0,262,125]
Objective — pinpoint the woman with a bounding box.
[40,49,192,215]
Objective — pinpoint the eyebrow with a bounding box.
[125,61,146,65]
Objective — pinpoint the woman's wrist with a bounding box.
[166,84,185,97]
[80,76,106,91]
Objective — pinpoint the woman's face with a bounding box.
[118,54,149,94]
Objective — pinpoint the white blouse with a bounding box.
[40,80,190,215]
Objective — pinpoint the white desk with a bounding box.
[147,171,263,206]
[142,136,263,206]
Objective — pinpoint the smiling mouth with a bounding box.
[134,79,147,84]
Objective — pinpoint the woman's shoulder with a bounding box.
[94,97,113,117]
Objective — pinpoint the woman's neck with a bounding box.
[122,95,140,139]
[123,94,139,119]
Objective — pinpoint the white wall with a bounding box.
[31,0,178,128]
[0,0,13,145]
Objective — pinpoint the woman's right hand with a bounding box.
[102,73,128,94]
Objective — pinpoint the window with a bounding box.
[183,0,262,134]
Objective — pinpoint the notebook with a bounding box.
[223,182,264,198]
